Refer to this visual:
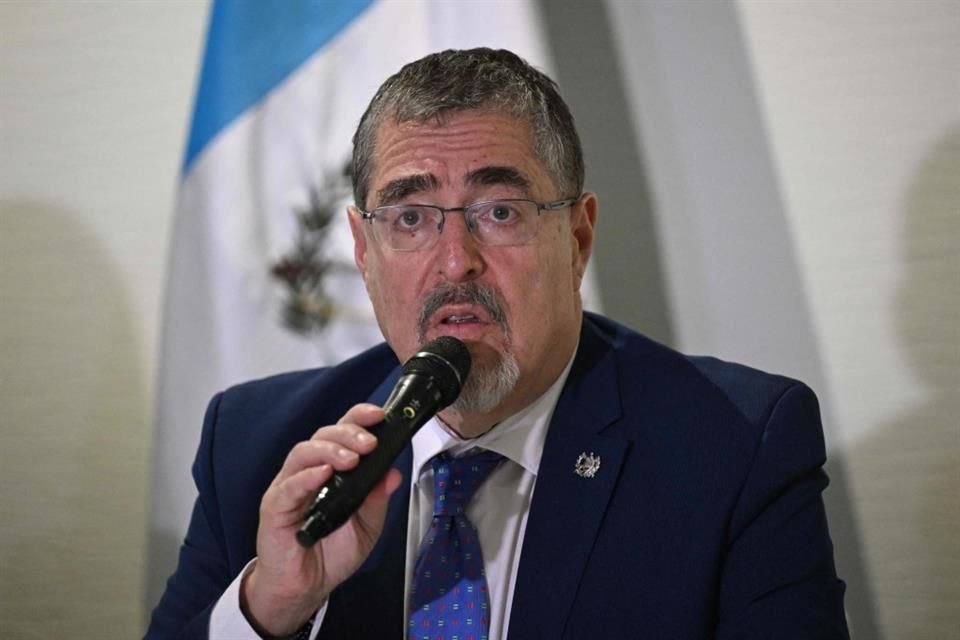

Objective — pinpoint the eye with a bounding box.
[490,203,515,221]
[477,201,521,225]
[394,207,425,229]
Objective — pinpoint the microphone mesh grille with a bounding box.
[402,336,472,405]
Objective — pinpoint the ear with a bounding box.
[570,192,598,290]
[347,206,369,280]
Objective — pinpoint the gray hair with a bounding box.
[351,48,584,209]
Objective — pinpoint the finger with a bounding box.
[308,422,379,454]
[263,464,334,519]
[351,468,404,545]
[359,469,404,524]
[335,403,385,428]
[381,467,403,497]
[274,439,361,484]
[273,405,386,487]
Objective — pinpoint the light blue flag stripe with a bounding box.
[184,0,376,172]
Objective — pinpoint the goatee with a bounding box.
[416,282,519,413]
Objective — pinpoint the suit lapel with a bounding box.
[507,319,629,639]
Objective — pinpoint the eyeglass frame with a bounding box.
[356,196,581,252]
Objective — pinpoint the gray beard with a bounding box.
[450,349,520,414]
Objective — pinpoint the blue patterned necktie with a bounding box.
[409,450,504,640]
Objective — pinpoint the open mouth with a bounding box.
[417,283,508,343]
[441,313,481,325]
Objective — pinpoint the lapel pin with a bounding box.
[574,452,601,478]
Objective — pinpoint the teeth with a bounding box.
[445,314,477,324]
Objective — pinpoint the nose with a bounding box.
[435,211,485,282]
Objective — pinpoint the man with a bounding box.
[148,48,848,639]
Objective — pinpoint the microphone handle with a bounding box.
[296,373,448,547]
[296,411,413,547]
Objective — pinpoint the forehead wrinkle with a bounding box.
[465,166,531,193]
[374,173,439,207]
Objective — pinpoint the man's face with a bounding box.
[349,109,597,432]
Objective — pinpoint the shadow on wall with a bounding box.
[0,199,148,637]
[859,128,960,637]
[822,454,883,638]
[536,0,674,346]
[144,497,184,623]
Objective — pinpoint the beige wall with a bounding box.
[0,0,956,637]
[0,2,206,637]
[739,2,959,636]
[605,1,957,636]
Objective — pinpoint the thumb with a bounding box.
[352,468,403,545]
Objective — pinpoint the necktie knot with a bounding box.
[431,450,503,517]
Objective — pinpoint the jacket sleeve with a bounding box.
[145,392,232,639]
[716,382,850,638]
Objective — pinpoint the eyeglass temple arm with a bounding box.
[539,197,580,211]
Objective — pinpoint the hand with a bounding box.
[240,403,404,636]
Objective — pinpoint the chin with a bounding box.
[452,345,521,415]
[461,338,508,366]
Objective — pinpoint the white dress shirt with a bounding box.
[210,353,574,639]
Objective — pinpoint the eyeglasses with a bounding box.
[358,197,579,252]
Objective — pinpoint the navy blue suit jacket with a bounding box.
[147,313,848,638]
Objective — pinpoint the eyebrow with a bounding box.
[465,166,531,192]
[373,165,532,208]
[374,174,439,207]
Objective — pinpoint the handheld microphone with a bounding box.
[296,336,471,547]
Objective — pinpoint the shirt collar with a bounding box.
[411,349,577,482]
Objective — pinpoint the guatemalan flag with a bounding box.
[146,0,564,609]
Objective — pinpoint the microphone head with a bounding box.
[403,336,472,407]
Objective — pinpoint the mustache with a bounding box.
[417,283,508,340]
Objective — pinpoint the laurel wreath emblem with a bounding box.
[269,165,353,335]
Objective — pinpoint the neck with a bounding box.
[438,350,579,440]
[434,311,584,439]
[436,407,502,440]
